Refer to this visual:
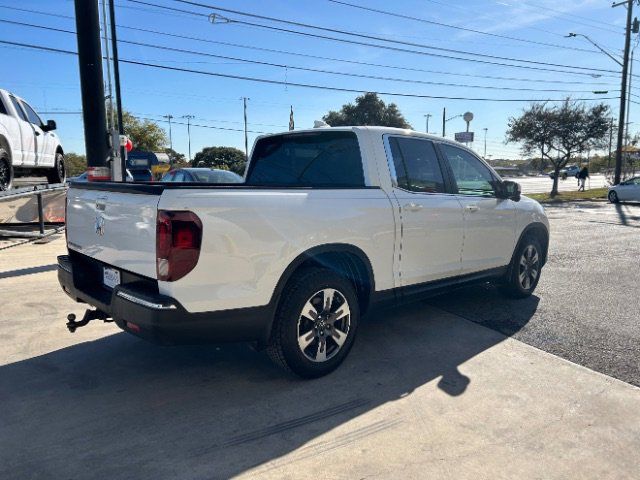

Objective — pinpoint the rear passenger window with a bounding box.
[388,137,446,193]
[0,98,7,115]
[246,131,364,187]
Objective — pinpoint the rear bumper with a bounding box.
[57,254,273,345]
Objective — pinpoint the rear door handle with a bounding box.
[404,202,423,212]
[465,205,479,213]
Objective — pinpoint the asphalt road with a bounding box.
[503,173,608,194]
[427,200,640,387]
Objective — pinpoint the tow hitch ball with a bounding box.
[66,309,112,333]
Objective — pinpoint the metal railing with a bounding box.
[0,183,67,237]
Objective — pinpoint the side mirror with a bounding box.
[498,180,521,201]
[42,120,56,132]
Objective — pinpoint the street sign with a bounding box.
[455,131,474,143]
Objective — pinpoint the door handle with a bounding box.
[404,202,423,211]
[465,205,479,213]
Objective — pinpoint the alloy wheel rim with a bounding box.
[518,245,539,290]
[297,288,351,363]
[58,157,65,181]
[0,160,9,190]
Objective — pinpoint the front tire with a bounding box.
[0,148,13,191]
[608,190,619,203]
[46,152,65,184]
[500,237,543,299]
[267,268,360,378]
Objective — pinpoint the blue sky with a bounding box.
[0,0,633,160]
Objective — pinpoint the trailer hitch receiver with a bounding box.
[66,309,112,333]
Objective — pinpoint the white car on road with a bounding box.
[0,88,65,190]
[608,177,640,203]
[59,127,550,377]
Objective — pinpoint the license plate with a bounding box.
[103,267,121,289]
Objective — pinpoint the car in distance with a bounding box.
[0,88,65,190]
[59,127,549,378]
[608,177,640,203]
[161,168,244,183]
[548,165,580,180]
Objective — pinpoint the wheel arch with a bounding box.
[269,243,376,315]
[515,222,549,266]
[0,134,11,160]
[55,144,64,156]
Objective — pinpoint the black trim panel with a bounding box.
[58,254,274,345]
[370,266,508,306]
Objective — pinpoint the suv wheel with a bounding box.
[500,237,543,299]
[0,149,13,191]
[46,152,65,184]
[267,268,359,378]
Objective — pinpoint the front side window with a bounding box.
[388,136,446,193]
[440,144,496,197]
[9,96,28,122]
[0,98,7,116]
[246,131,364,187]
[20,101,43,126]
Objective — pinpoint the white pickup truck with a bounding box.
[0,89,65,190]
[58,127,549,377]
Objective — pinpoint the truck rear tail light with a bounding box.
[156,210,202,282]
[87,166,111,182]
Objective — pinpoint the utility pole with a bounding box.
[612,0,635,185]
[442,107,446,138]
[74,0,108,177]
[626,37,639,146]
[108,0,126,181]
[424,114,432,133]
[182,115,194,162]
[242,97,250,160]
[163,114,174,151]
[483,128,488,159]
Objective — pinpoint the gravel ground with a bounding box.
[427,200,640,387]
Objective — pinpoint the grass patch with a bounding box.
[527,187,609,203]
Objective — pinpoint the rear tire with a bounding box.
[46,152,65,184]
[499,236,543,299]
[267,268,360,378]
[608,190,619,203]
[0,148,13,191]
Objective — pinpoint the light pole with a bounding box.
[163,114,173,151]
[442,108,464,137]
[483,128,488,159]
[182,114,194,162]
[241,97,250,161]
[424,114,432,133]
[568,27,631,184]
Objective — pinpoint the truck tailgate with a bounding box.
[66,186,159,279]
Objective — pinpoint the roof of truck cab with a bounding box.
[256,126,477,152]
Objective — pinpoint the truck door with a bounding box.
[19,100,50,167]
[8,95,36,167]
[438,143,516,274]
[385,135,464,286]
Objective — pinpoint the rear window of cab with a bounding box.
[245,131,365,187]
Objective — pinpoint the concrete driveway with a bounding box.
[1,238,639,479]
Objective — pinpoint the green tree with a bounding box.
[192,146,246,175]
[64,152,87,176]
[323,92,411,128]
[506,99,610,196]
[165,148,188,167]
[120,111,167,151]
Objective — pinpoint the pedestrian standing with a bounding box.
[578,166,589,191]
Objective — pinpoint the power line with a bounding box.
[0,38,619,103]
[326,0,603,54]
[0,4,617,87]
[0,17,618,95]
[126,0,620,77]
